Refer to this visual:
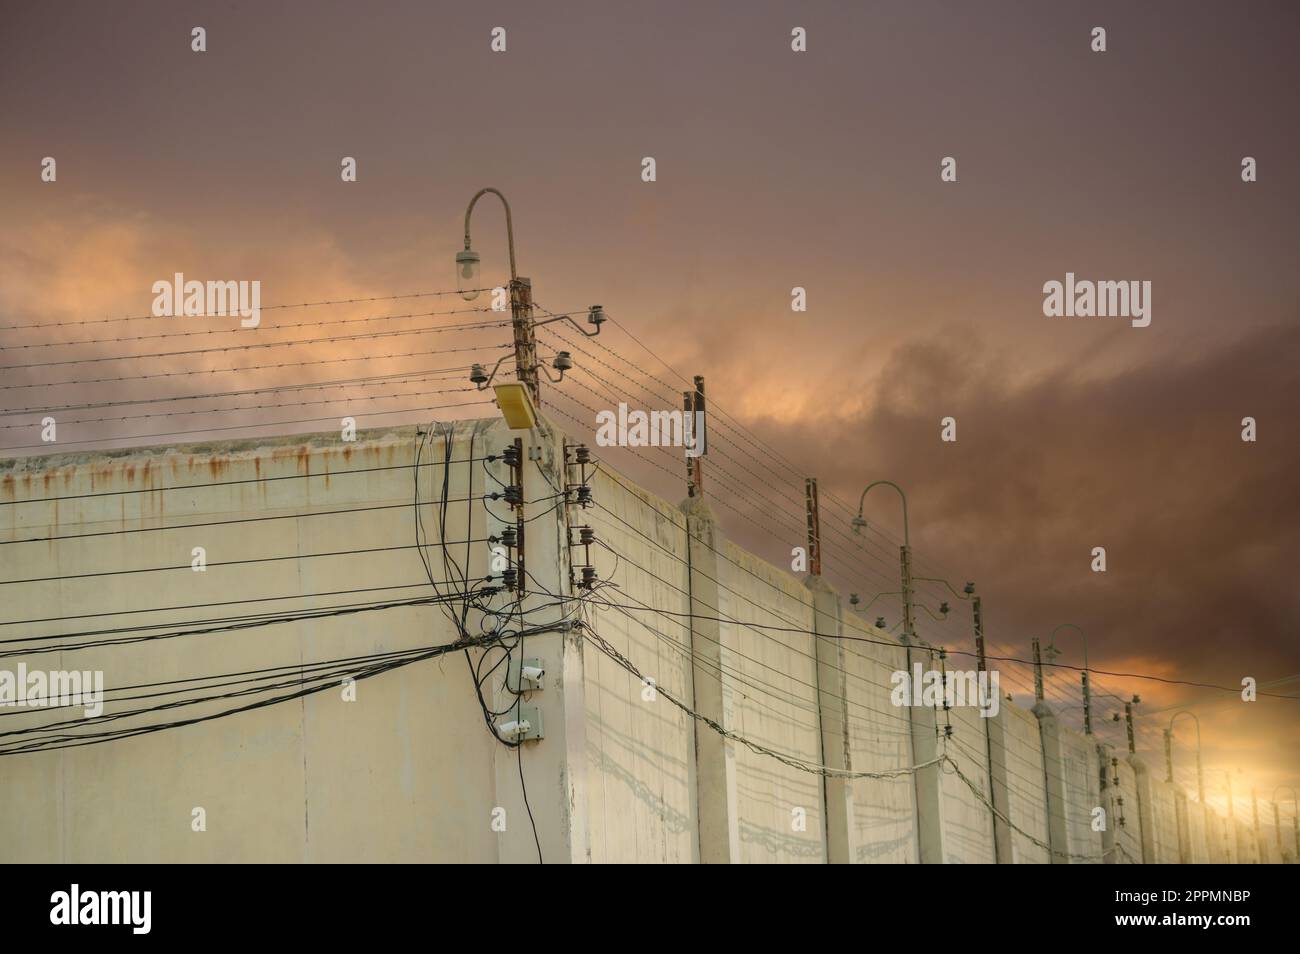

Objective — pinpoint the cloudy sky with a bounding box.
[2,1,1297,807]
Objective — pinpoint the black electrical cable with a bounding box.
[0,586,487,650]
[0,632,504,756]
[0,580,437,629]
[0,592,490,658]
[0,538,491,587]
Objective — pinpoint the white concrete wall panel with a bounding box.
[582,468,697,863]
[1111,759,1144,864]
[0,425,507,862]
[1148,780,1181,864]
[716,542,825,863]
[939,702,996,863]
[1058,728,1103,862]
[841,612,917,863]
[1000,703,1050,863]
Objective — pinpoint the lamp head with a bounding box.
[456,249,482,300]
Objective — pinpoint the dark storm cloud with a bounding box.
[747,321,1300,675]
[711,320,1300,785]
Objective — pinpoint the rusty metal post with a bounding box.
[683,375,706,498]
[804,478,821,576]
[510,278,538,403]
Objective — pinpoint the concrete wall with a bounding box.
[1182,797,1208,864]
[0,422,515,862]
[717,541,826,862]
[1257,803,1284,864]
[999,703,1051,863]
[1057,726,1103,862]
[0,415,1282,863]
[840,612,917,863]
[1235,819,1260,863]
[1147,779,1182,864]
[581,468,697,863]
[1104,755,1144,864]
[939,702,996,863]
[1205,808,1228,863]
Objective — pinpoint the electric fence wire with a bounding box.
[533,309,960,604]
[4,310,504,354]
[0,342,511,394]
[0,287,500,332]
[0,364,479,418]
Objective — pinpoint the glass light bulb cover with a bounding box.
[456,250,481,301]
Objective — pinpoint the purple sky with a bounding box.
[2,0,1297,804]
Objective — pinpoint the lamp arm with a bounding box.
[917,602,950,622]
[912,576,973,601]
[464,187,517,282]
[851,591,901,613]
[1046,623,1089,671]
[532,312,602,337]
[855,480,909,545]
[475,353,514,391]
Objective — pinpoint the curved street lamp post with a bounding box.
[459,187,605,409]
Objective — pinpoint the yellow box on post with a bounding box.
[492,382,537,430]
